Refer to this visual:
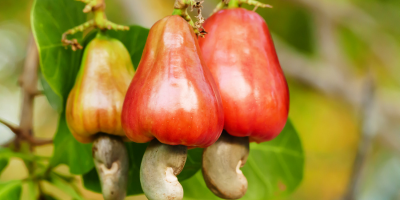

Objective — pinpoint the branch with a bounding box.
[0,118,52,148]
[8,35,53,150]
[24,136,53,147]
[344,75,376,200]
[0,119,20,135]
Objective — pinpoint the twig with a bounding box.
[0,119,20,135]
[0,35,53,150]
[343,74,376,200]
[27,137,53,147]
[0,118,52,147]
[62,0,129,50]
[18,35,39,150]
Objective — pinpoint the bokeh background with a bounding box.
[1,0,400,199]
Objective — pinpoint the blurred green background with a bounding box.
[1,0,400,199]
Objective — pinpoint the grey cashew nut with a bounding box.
[140,139,187,200]
[202,131,250,199]
[92,134,129,200]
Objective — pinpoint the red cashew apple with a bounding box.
[199,8,289,143]
[198,7,289,199]
[121,15,224,200]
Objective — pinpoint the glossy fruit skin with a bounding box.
[121,15,224,148]
[66,33,135,143]
[198,8,289,143]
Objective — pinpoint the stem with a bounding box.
[19,36,38,151]
[213,0,272,12]
[172,0,196,27]
[172,0,206,37]
[62,0,129,51]
[228,0,240,8]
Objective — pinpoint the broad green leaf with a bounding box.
[47,172,84,200]
[182,119,304,200]
[0,181,22,200]
[49,114,93,175]
[31,0,87,100]
[83,144,202,196]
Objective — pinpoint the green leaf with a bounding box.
[0,181,22,200]
[47,172,84,200]
[81,168,101,194]
[124,142,147,195]
[49,114,93,175]
[83,143,202,196]
[182,119,305,200]
[39,74,62,113]
[178,148,203,181]
[0,159,8,175]
[31,0,87,100]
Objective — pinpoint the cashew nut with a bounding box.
[202,131,250,199]
[140,139,187,200]
[92,134,129,200]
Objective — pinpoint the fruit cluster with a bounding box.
[65,0,289,199]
